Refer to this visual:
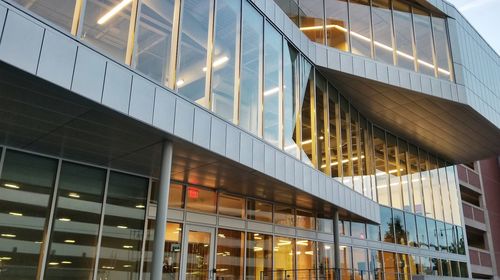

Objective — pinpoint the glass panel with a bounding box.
[393,209,406,245]
[300,58,314,166]
[436,221,448,252]
[186,187,216,213]
[263,22,282,147]
[97,172,148,279]
[296,209,315,230]
[429,156,443,221]
[274,237,295,279]
[352,247,368,280]
[447,166,461,225]
[393,0,415,71]
[382,252,397,280]
[339,220,350,236]
[397,253,410,280]
[316,73,328,173]
[176,0,210,104]
[351,222,366,239]
[441,260,450,276]
[299,0,325,44]
[211,0,240,121]
[350,107,362,193]
[274,205,294,227]
[397,139,413,212]
[438,161,452,223]
[0,150,58,279]
[416,215,428,248]
[169,183,184,209]
[349,0,372,57]
[246,232,273,279]
[413,7,436,76]
[374,127,389,206]
[134,0,175,85]
[218,194,245,218]
[419,151,434,218]
[380,206,394,243]
[421,257,432,275]
[360,117,371,198]
[410,255,420,275]
[456,227,466,255]
[247,200,272,223]
[340,96,352,187]
[369,250,383,280]
[45,162,106,279]
[408,145,424,215]
[275,0,299,25]
[14,0,77,32]
[372,0,394,64]
[283,42,300,158]
[296,240,316,279]
[366,224,380,241]
[427,218,439,251]
[239,1,263,135]
[318,242,335,279]
[446,223,456,253]
[216,229,244,279]
[432,16,452,80]
[405,212,418,247]
[82,0,132,62]
[328,86,340,177]
[451,261,460,277]
[339,246,352,280]
[459,262,468,277]
[186,230,211,278]
[387,134,402,209]
[325,0,349,51]
[142,221,182,279]
[317,216,333,234]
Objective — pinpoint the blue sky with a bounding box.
[446,0,500,55]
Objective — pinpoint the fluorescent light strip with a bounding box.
[301,24,449,76]
[263,87,280,96]
[97,0,133,25]
[203,56,229,72]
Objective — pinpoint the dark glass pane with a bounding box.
[296,209,315,230]
[325,0,349,51]
[299,0,325,44]
[216,229,244,279]
[247,200,272,223]
[246,232,272,279]
[283,42,300,158]
[218,194,245,218]
[45,162,106,279]
[405,212,418,247]
[393,209,406,245]
[300,58,314,166]
[274,205,294,227]
[380,206,394,243]
[372,0,394,64]
[0,150,58,279]
[186,186,216,213]
[416,215,429,249]
[14,0,76,32]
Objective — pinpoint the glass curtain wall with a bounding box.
[392,0,416,71]
[349,0,372,57]
[299,0,325,44]
[316,73,329,174]
[324,0,349,51]
[413,7,436,76]
[371,0,394,64]
[283,42,300,158]
[432,16,453,80]
[300,58,315,166]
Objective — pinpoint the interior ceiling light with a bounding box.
[202,56,229,72]
[97,0,133,25]
[9,212,22,216]
[263,87,280,96]
[300,24,450,75]
[1,234,16,238]
[4,183,19,189]
[58,218,71,222]
[68,192,80,198]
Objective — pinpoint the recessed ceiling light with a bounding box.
[64,240,76,244]
[123,264,131,268]
[4,183,19,189]
[48,262,59,266]
[58,218,71,222]
[123,245,133,249]
[61,261,72,264]
[0,257,12,261]
[1,234,16,238]
[117,225,128,229]
[135,204,145,209]
[68,193,80,198]
[9,212,22,216]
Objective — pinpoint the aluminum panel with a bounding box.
[315,44,327,67]
[210,118,227,156]
[239,132,253,167]
[37,30,77,89]
[252,139,265,173]
[410,73,422,92]
[365,60,377,80]
[102,62,132,114]
[225,125,240,162]
[376,64,389,83]
[328,49,340,71]
[311,170,319,196]
[399,71,411,89]
[129,75,155,123]
[340,54,353,74]
[0,5,6,39]
[431,78,442,98]
[285,155,295,185]
[318,173,326,198]
[193,108,212,149]
[72,46,106,103]
[264,145,275,177]
[294,159,303,190]
[275,151,285,182]
[388,66,400,86]
[173,98,194,141]
[353,57,365,77]
[303,166,312,193]
[153,88,176,133]
[0,11,43,74]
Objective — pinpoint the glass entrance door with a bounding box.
[181,225,216,280]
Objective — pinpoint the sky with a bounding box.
[446,0,500,55]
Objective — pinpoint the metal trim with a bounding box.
[92,169,111,280]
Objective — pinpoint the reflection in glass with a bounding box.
[82,0,133,62]
[274,236,295,279]
[0,150,58,279]
[351,222,366,239]
[387,134,402,209]
[211,0,240,121]
[97,172,148,279]
[416,215,429,249]
[393,0,416,71]
[300,58,315,166]
[340,97,352,188]
[186,230,211,279]
[296,240,316,278]
[316,73,328,173]
[216,229,244,279]
[413,8,436,76]
[14,0,77,32]
[352,247,368,280]
[405,212,418,247]
[380,206,394,243]
[408,145,424,215]
[382,252,397,280]
[369,250,383,280]
[429,156,443,221]
[247,200,272,223]
[45,162,106,279]
[296,209,315,230]
[134,0,175,85]
[427,218,439,251]
[419,151,434,218]
[318,242,335,279]
[274,205,295,227]
[246,232,272,279]
[432,17,452,80]
[239,1,263,135]
[372,0,394,64]
[393,209,406,245]
[275,0,300,25]
[317,216,333,234]
[349,0,372,57]
[328,86,340,177]
[436,221,448,252]
[186,187,216,213]
[176,0,210,104]
[447,166,462,225]
[397,139,412,212]
[350,107,362,193]
[263,22,282,147]
[299,0,325,44]
[218,194,245,218]
[367,224,380,241]
[340,245,352,280]
[169,183,184,209]
[374,127,389,206]
[283,42,300,158]
[438,161,452,223]
[325,0,349,51]
[360,117,371,198]
[143,221,182,280]
[397,253,410,280]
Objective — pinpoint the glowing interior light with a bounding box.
[1,234,16,238]
[135,204,145,209]
[58,218,71,222]
[253,246,263,252]
[97,0,133,25]
[388,168,404,174]
[9,212,22,217]
[263,87,280,96]
[321,155,365,168]
[68,192,80,198]
[123,264,132,268]
[301,139,313,145]
[176,80,185,87]
[3,183,19,189]
[0,257,12,261]
[64,240,76,244]
[61,261,72,264]
[202,56,229,72]
[123,245,133,249]
[48,262,59,266]
[117,225,128,229]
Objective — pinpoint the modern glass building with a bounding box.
[0,0,498,279]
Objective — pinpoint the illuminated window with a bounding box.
[216,229,244,278]
[247,199,272,223]
[186,187,216,213]
[325,0,349,51]
[274,236,295,279]
[246,232,273,279]
[218,193,245,218]
[296,209,315,230]
[299,0,325,44]
[274,205,295,227]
